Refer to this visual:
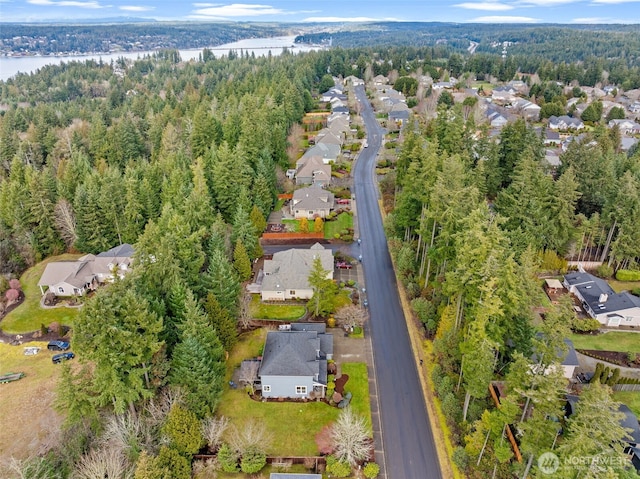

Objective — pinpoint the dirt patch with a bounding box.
[578,349,640,368]
[335,374,349,395]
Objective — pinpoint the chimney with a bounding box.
[599,293,608,303]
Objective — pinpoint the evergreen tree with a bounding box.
[308,256,337,317]
[169,292,226,418]
[233,240,252,282]
[203,292,237,352]
[201,250,240,316]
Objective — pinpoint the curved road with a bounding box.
[353,85,442,479]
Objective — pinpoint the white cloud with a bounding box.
[28,0,105,7]
[470,14,539,21]
[191,3,285,17]
[572,16,639,22]
[591,0,640,3]
[454,2,514,10]
[119,5,154,11]
[516,0,579,5]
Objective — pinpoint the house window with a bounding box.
[626,317,633,322]
[73,288,80,294]
[295,386,307,395]
[58,287,64,293]
[262,385,271,393]
[290,290,296,296]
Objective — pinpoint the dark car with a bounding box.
[47,340,70,351]
[52,352,75,364]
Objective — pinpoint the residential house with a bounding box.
[298,143,340,165]
[544,149,562,168]
[491,85,517,104]
[331,105,350,116]
[345,75,364,86]
[486,108,509,128]
[389,109,410,129]
[433,81,455,90]
[261,243,334,301]
[563,272,640,327]
[543,130,561,146]
[531,338,579,380]
[621,136,639,152]
[321,87,345,102]
[328,116,350,137]
[315,129,343,148]
[290,186,335,219]
[608,119,640,135]
[38,244,134,297]
[259,322,333,399]
[373,74,388,85]
[548,115,584,131]
[629,101,640,114]
[295,156,331,187]
[512,98,541,121]
[566,395,640,466]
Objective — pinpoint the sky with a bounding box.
[0,0,639,24]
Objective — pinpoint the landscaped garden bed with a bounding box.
[577,349,640,368]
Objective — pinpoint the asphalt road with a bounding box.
[353,85,442,479]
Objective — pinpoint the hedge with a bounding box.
[616,269,640,281]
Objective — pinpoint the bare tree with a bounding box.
[101,411,151,457]
[330,407,372,467]
[237,292,253,330]
[201,416,229,453]
[3,456,61,479]
[145,386,184,429]
[238,360,260,392]
[54,199,77,249]
[334,304,368,330]
[73,447,132,479]
[228,419,272,456]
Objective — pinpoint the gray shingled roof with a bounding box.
[259,330,331,378]
[97,243,134,257]
[565,272,640,316]
[292,186,334,212]
[262,244,333,292]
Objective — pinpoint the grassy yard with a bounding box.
[0,341,65,460]
[282,219,300,232]
[569,332,640,352]
[2,254,81,334]
[217,330,372,457]
[249,295,306,320]
[324,212,354,239]
[341,362,371,431]
[613,391,640,417]
[609,280,640,293]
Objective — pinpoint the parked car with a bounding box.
[337,198,350,205]
[52,352,75,364]
[47,340,70,351]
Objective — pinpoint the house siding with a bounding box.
[261,287,313,301]
[260,375,315,398]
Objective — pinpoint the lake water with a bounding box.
[0,35,320,81]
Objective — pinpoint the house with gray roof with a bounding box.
[290,186,335,219]
[295,156,331,187]
[38,244,134,297]
[548,115,584,131]
[298,143,340,166]
[259,323,333,399]
[261,243,333,301]
[564,272,640,327]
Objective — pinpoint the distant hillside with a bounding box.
[0,22,285,56]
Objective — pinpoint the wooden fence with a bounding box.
[567,261,603,270]
[613,384,640,392]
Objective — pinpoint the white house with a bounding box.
[290,186,335,219]
[38,244,134,297]
[564,272,640,327]
[261,243,333,301]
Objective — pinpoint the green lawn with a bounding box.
[324,212,354,239]
[613,391,640,417]
[217,331,371,457]
[341,362,372,431]
[609,280,640,294]
[1,254,81,334]
[249,295,306,320]
[282,219,300,232]
[569,332,640,352]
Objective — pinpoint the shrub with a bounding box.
[571,318,601,333]
[628,352,637,363]
[616,269,640,281]
[240,445,266,474]
[363,462,381,478]
[326,455,351,478]
[452,446,469,471]
[607,367,620,386]
[539,250,568,273]
[217,443,239,472]
[595,264,614,278]
[161,405,203,457]
[327,317,336,328]
[334,233,341,239]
